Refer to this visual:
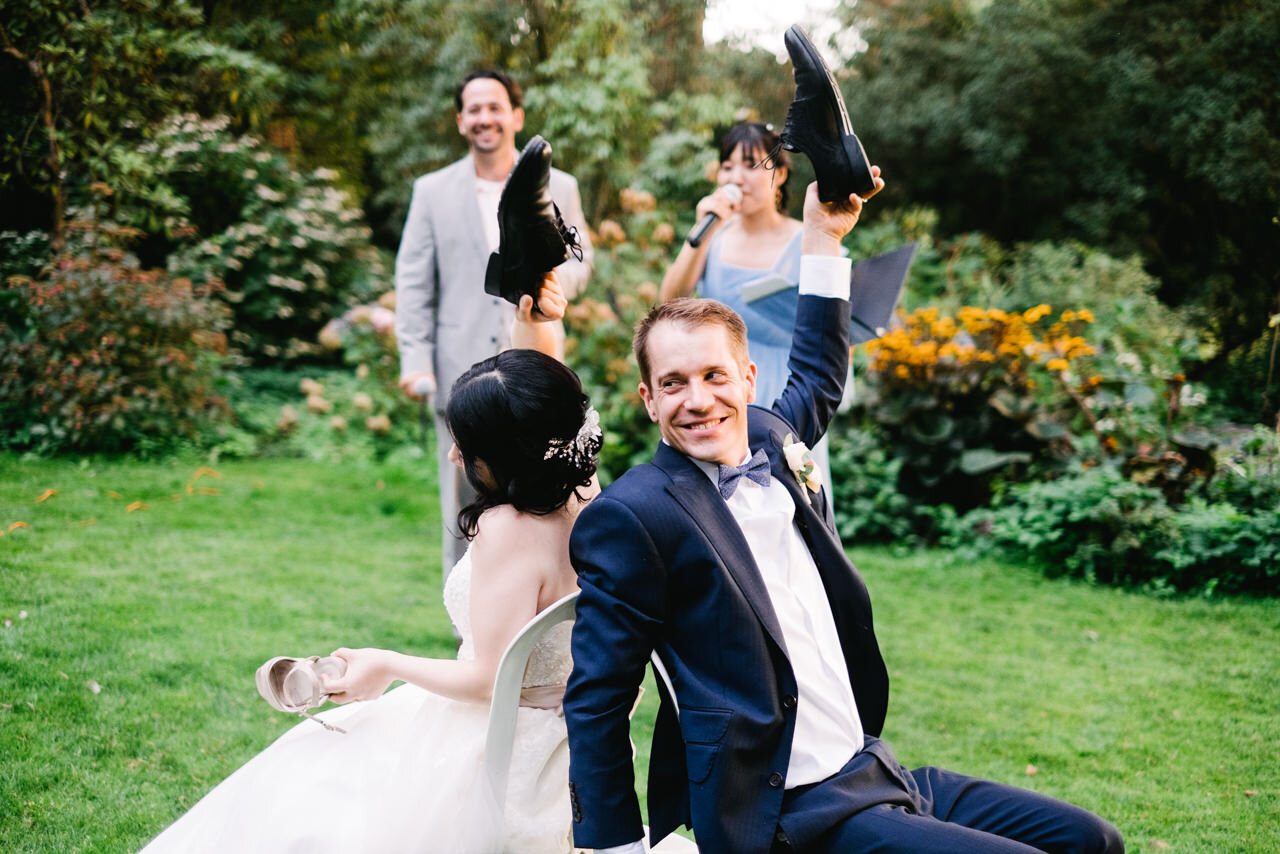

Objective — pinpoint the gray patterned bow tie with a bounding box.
[717,448,772,500]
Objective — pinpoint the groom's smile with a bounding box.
[638,319,757,467]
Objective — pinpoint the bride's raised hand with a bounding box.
[510,271,567,358]
[516,271,567,324]
[323,647,396,704]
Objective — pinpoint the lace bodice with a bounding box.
[443,548,573,689]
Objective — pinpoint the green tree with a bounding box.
[847,0,1280,416]
[0,0,283,246]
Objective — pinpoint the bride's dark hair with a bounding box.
[446,349,600,540]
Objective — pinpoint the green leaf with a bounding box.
[959,448,1032,475]
[1026,419,1067,440]
[1124,382,1157,408]
[904,412,955,446]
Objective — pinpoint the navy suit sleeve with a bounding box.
[564,494,665,849]
[770,293,851,447]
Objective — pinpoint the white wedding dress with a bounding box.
[140,549,574,854]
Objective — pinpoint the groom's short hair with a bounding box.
[634,298,749,387]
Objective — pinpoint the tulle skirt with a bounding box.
[140,683,573,854]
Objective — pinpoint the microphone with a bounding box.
[687,184,742,248]
[411,375,437,398]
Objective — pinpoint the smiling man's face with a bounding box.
[638,319,757,467]
[455,77,523,156]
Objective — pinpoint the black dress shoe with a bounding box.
[485,135,581,309]
[780,25,876,202]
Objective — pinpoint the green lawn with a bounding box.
[1,454,1276,853]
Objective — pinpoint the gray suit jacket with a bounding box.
[393,153,593,407]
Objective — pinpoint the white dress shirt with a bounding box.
[593,253,853,854]
[693,454,865,786]
[475,176,504,253]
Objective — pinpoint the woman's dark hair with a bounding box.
[446,349,600,540]
[718,122,791,213]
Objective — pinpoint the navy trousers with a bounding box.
[773,739,1124,854]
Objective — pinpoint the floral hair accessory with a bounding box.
[544,406,602,467]
[782,433,822,493]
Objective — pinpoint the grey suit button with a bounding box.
[782,695,796,710]
[776,830,790,844]
[768,771,784,788]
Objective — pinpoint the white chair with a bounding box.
[484,590,580,813]
[649,651,679,721]
[483,594,696,853]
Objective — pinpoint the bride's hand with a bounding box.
[323,647,396,704]
[516,271,567,324]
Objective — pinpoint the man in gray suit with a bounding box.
[394,69,593,579]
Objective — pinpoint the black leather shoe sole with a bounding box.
[782,25,876,202]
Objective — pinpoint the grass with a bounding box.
[2,454,1277,853]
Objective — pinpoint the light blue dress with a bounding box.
[697,229,804,408]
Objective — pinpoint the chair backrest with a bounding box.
[483,590,579,813]
[649,651,679,720]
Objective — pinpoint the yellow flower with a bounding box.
[1077,309,1095,323]
[1022,304,1052,323]
[931,317,958,339]
[1046,358,1070,371]
[895,364,910,379]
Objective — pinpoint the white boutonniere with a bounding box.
[782,433,822,493]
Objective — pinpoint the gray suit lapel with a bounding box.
[653,444,790,660]
[452,155,491,261]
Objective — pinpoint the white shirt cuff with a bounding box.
[594,843,646,854]
[798,254,852,300]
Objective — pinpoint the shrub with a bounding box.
[953,466,1280,595]
[1208,425,1280,514]
[206,366,419,463]
[855,303,1095,509]
[827,421,957,545]
[563,191,674,482]
[109,114,387,362]
[0,214,230,454]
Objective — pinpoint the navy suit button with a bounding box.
[776,830,790,843]
[782,694,796,710]
[768,771,784,788]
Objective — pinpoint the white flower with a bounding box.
[1116,352,1142,371]
[782,433,822,493]
[1179,384,1206,407]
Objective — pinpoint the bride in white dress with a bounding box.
[140,278,597,854]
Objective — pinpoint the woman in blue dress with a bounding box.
[661,122,839,474]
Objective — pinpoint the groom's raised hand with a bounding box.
[800,167,884,257]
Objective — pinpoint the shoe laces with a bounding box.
[554,206,584,262]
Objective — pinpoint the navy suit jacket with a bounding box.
[564,295,890,854]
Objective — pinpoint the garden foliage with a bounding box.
[953,466,1280,596]
[844,0,1280,419]
[0,214,230,454]
[3,0,1277,595]
[108,114,387,362]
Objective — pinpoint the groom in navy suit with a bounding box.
[563,179,1124,854]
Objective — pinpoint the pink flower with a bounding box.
[369,306,395,333]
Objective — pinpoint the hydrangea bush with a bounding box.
[111,114,387,362]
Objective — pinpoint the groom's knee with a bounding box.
[1068,812,1124,854]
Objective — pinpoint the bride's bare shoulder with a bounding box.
[470,505,569,573]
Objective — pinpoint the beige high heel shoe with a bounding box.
[255,655,348,733]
